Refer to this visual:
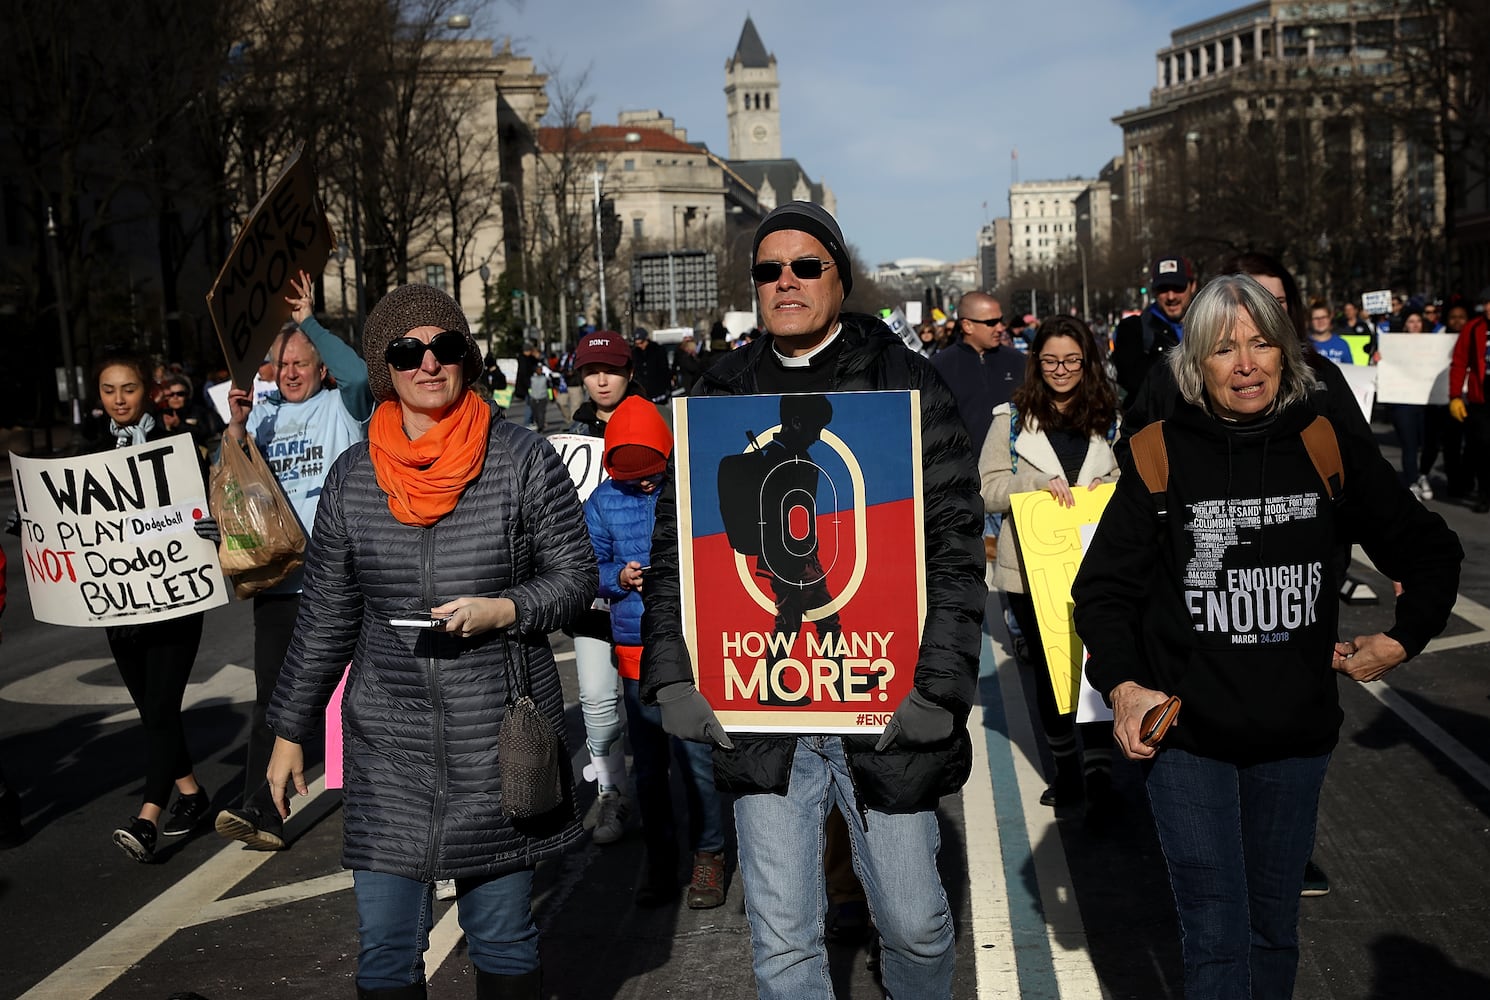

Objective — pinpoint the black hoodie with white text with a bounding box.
[1074,399,1461,764]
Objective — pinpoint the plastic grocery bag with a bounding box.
[208,436,305,596]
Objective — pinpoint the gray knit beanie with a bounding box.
[362,284,482,403]
[751,201,853,297]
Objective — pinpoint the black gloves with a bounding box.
[656,682,734,749]
[874,690,954,752]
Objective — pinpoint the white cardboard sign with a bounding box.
[10,438,228,626]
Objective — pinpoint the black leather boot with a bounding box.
[476,968,541,999]
[355,982,427,999]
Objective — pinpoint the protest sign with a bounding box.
[1340,334,1373,367]
[1074,523,1113,724]
[1336,363,1377,424]
[1010,482,1116,716]
[547,433,609,501]
[1361,289,1393,315]
[206,144,336,391]
[673,391,926,733]
[1375,334,1456,405]
[878,308,919,352]
[10,438,228,627]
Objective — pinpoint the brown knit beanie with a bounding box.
[362,284,482,403]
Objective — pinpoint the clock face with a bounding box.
[752,124,768,143]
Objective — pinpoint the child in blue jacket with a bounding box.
[584,396,726,908]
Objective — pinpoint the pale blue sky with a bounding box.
[480,0,1237,268]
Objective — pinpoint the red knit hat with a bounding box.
[605,443,667,480]
[603,396,673,481]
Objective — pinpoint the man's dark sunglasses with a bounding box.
[964,315,1005,328]
[385,331,468,371]
[750,257,836,283]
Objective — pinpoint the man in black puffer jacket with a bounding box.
[640,202,984,1000]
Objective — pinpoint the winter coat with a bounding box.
[1074,399,1461,765]
[1449,316,1487,406]
[979,404,1122,594]
[1111,306,1182,402]
[640,313,985,813]
[268,406,597,880]
[929,340,1024,452]
[585,480,660,646]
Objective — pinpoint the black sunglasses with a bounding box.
[385,331,468,371]
[750,257,836,283]
[964,315,1005,328]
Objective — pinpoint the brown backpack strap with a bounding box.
[1299,415,1344,499]
[1128,421,1170,518]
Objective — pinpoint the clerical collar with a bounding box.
[773,323,843,367]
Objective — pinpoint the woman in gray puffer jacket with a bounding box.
[266,284,596,1000]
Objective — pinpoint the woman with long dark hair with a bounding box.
[87,349,215,862]
[980,315,1121,813]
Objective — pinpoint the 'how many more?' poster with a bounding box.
[673,390,927,734]
[10,438,228,626]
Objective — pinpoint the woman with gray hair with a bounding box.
[1072,274,1462,999]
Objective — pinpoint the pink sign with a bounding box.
[323,665,350,788]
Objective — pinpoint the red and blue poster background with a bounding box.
[673,390,926,733]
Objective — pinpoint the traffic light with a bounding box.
[600,197,622,257]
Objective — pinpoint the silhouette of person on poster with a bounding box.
[719,394,842,705]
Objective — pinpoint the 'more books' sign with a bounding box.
[10,438,228,626]
[206,143,336,390]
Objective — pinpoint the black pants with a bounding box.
[1421,404,1466,490]
[246,594,301,810]
[108,613,205,808]
[1465,400,1490,500]
[1007,591,1113,774]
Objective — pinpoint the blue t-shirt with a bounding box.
[1310,334,1354,365]
[244,316,372,593]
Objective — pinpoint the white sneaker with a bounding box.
[591,790,629,845]
[1415,475,1434,501]
[434,879,457,901]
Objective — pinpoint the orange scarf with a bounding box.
[369,392,491,526]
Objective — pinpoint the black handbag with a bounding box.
[497,634,563,819]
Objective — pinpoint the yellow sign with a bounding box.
[1010,482,1116,715]
[1340,333,1373,366]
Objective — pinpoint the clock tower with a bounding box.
[725,17,781,160]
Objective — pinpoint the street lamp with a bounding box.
[44,206,81,434]
[1073,240,1090,322]
[592,162,608,329]
[479,263,492,355]
[497,181,536,337]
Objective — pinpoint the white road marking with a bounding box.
[20,777,337,1000]
[0,659,255,721]
[994,640,1105,998]
[966,644,1019,996]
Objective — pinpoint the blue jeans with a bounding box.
[622,678,724,854]
[733,736,954,1000]
[352,868,538,989]
[574,634,624,758]
[1145,749,1330,1000]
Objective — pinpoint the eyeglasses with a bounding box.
[1038,357,1085,371]
[385,331,468,371]
[750,257,835,283]
[163,390,189,398]
[964,315,1006,328]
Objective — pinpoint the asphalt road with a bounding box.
[1,428,1488,999]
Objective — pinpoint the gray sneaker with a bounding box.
[591,790,629,845]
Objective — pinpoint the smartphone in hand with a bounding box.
[389,613,453,629]
[1140,696,1182,747]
